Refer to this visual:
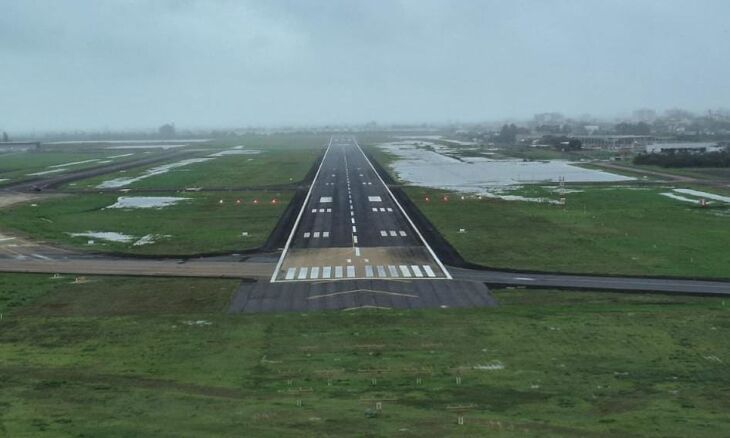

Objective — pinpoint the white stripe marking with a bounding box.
[380,230,387,237]
[365,265,374,277]
[346,265,356,278]
[297,267,309,280]
[313,232,320,238]
[303,232,311,238]
[399,231,407,237]
[399,265,411,277]
[411,265,423,278]
[355,247,361,256]
[285,267,297,280]
[323,231,330,238]
[423,265,436,277]
[310,266,320,279]
[377,265,387,277]
[389,230,397,237]
[335,266,343,279]
[322,266,332,278]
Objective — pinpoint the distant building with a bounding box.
[517,134,653,150]
[646,142,724,154]
[0,142,41,153]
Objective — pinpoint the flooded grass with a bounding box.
[0,191,291,255]
[408,185,730,278]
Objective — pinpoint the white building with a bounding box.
[646,142,724,154]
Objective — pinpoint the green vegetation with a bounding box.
[1,274,729,436]
[64,134,327,190]
[0,191,290,255]
[0,151,142,186]
[408,185,730,278]
[68,148,322,190]
[635,150,730,168]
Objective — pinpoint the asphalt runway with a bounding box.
[229,278,496,313]
[271,136,451,283]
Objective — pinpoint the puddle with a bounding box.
[674,188,730,203]
[660,193,702,203]
[106,196,190,209]
[48,159,100,169]
[378,141,631,194]
[28,168,67,176]
[132,234,170,246]
[107,144,189,150]
[97,158,213,188]
[67,231,135,243]
[208,148,261,157]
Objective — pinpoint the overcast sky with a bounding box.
[2,0,730,132]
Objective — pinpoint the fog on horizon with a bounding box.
[2,0,730,132]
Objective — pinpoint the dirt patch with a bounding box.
[0,192,63,209]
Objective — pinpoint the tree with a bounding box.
[496,124,527,144]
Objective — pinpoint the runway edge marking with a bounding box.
[352,136,452,280]
[270,136,333,283]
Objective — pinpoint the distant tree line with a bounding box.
[614,122,651,135]
[634,150,730,167]
[496,124,529,144]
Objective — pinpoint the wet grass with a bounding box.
[0,150,145,187]
[0,191,291,255]
[65,135,327,190]
[407,185,730,278]
[0,274,729,436]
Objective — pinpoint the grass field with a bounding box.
[0,151,146,187]
[0,191,290,255]
[407,185,730,278]
[0,274,729,436]
[65,135,326,190]
[67,148,322,190]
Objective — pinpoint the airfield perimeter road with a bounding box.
[0,256,729,296]
[270,136,451,282]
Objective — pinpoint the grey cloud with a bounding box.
[1,0,729,132]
